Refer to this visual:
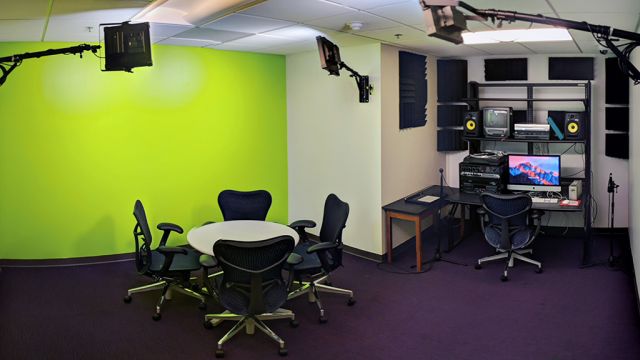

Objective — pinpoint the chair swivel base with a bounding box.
[288,274,355,323]
[475,249,542,281]
[124,280,206,320]
[204,309,296,357]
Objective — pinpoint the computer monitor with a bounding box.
[316,36,341,76]
[507,154,561,192]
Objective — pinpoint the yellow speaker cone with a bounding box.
[568,122,578,133]
[466,120,476,130]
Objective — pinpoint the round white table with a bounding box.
[187,220,299,256]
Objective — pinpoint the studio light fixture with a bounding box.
[461,28,572,44]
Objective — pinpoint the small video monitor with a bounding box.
[316,36,341,76]
[507,155,561,192]
[103,22,152,72]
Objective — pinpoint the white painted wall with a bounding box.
[629,51,640,302]
[443,54,629,228]
[287,43,383,255]
[381,45,445,248]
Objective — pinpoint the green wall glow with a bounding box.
[0,42,287,259]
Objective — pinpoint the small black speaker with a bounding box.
[104,22,152,72]
[463,111,482,137]
[564,113,584,140]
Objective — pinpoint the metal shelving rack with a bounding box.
[463,81,593,264]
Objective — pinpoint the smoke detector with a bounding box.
[347,21,364,31]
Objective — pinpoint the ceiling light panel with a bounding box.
[202,14,294,34]
[462,28,572,44]
[242,0,351,22]
[132,0,266,26]
[174,27,251,42]
[149,23,194,41]
[261,25,325,41]
[366,1,425,27]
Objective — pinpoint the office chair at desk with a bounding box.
[475,193,543,281]
[124,200,205,320]
[287,194,355,323]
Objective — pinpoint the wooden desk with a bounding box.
[382,195,449,272]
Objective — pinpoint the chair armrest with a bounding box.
[199,254,218,269]
[290,220,316,230]
[307,242,339,254]
[287,253,303,266]
[157,222,184,234]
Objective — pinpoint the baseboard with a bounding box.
[306,234,383,263]
[0,252,134,268]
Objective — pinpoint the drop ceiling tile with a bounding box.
[0,0,50,19]
[44,20,103,42]
[0,20,45,41]
[242,0,352,22]
[158,37,219,47]
[521,40,581,54]
[209,41,263,52]
[549,0,640,13]
[219,34,294,49]
[330,0,410,10]
[149,23,194,41]
[259,40,318,54]
[202,14,294,34]
[307,9,401,32]
[175,27,250,42]
[357,25,426,43]
[468,42,535,55]
[366,1,424,26]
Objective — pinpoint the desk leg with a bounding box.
[386,212,393,264]
[415,217,422,272]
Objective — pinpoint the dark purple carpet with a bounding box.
[1,232,639,360]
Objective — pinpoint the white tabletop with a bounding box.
[187,220,299,256]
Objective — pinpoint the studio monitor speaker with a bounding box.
[564,112,583,140]
[463,111,482,137]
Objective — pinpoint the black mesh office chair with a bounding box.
[287,193,355,323]
[218,189,272,221]
[203,236,300,358]
[124,200,205,320]
[475,193,543,281]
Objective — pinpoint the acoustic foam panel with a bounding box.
[437,129,468,151]
[548,57,594,80]
[484,58,527,81]
[606,57,629,105]
[605,107,629,132]
[437,59,467,102]
[605,133,629,159]
[437,104,467,127]
[399,51,427,129]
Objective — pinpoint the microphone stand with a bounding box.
[607,173,620,267]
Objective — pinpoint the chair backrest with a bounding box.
[480,193,532,249]
[218,189,272,221]
[214,236,294,315]
[318,193,349,270]
[132,200,153,274]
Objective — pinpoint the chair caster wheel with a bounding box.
[347,298,356,306]
[319,315,327,324]
[204,320,213,329]
[152,313,161,321]
[289,319,299,328]
[123,295,132,303]
[500,275,509,282]
[535,267,543,274]
[198,302,207,310]
[278,348,288,356]
[215,349,225,358]
[474,264,482,270]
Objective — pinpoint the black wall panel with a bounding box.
[605,107,629,132]
[605,133,629,159]
[548,57,594,80]
[484,58,527,81]
[606,57,629,105]
[399,51,427,129]
[437,104,467,127]
[437,59,467,102]
[437,129,468,151]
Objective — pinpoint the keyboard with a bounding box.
[530,197,559,204]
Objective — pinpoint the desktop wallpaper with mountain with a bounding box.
[508,155,560,185]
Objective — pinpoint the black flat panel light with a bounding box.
[437,104,466,127]
[605,107,629,132]
[606,57,629,104]
[605,133,629,159]
[484,58,527,81]
[103,22,152,72]
[548,57,594,80]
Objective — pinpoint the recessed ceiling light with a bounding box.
[462,28,572,45]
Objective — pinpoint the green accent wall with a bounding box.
[0,42,287,260]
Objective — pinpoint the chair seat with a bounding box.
[485,227,533,250]
[285,242,323,272]
[149,249,201,272]
[219,281,288,315]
